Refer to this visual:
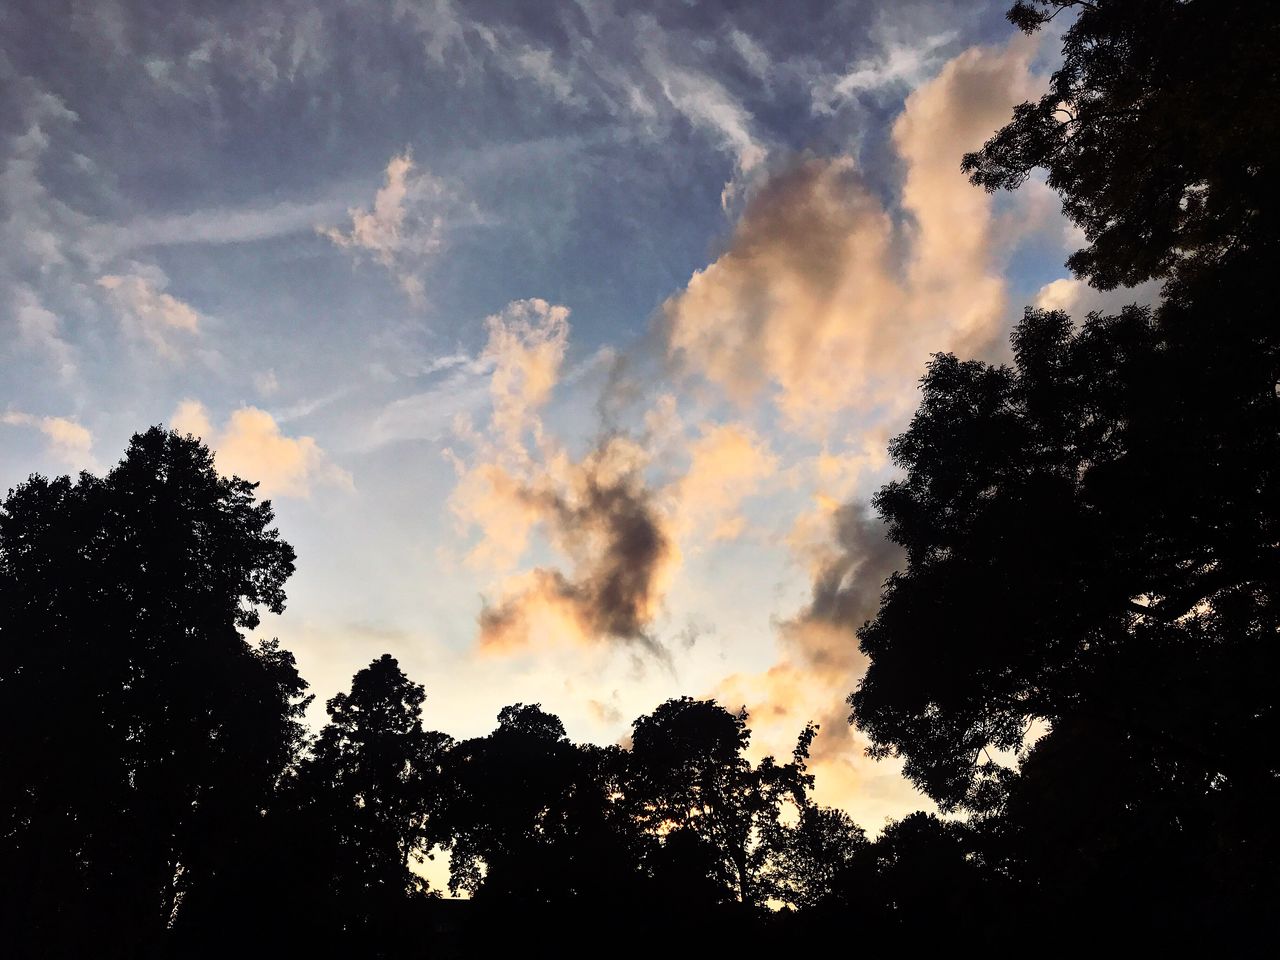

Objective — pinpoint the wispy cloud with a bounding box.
[97,269,202,357]
[812,30,957,113]
[100,197,344,254]
[9,285,76,381]
[319,150,453,305]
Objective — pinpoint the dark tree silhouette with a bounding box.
[853,287,1280,811]
[769,804,866,910]
[285,655,450,954]
[0,428,307,959]
[433,703,641,905]
[849,0,1280,944]
[627,697,816,909]
[963,0,1280,290]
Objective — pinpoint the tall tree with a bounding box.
[0,428,307,958]
[850,4,1280,941]
[852,289,1280,808]
[288,654,451,951]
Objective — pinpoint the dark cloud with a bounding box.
[802,500,903,636]
[478,435,674,658]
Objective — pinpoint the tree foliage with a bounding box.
[964,0,1280,289]
[0,428,307,957]
[851,0,1280,943]
[627,697,817,908]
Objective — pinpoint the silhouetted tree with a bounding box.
[963,0,1280,290]
[0,427,307,959]
[853,1,1280,933]
[627,697,816,908]
[842,814,993,942]
[287,655,450,953]
[769,803,867,910]
[434,703,640,905]
[853,289,1280,807]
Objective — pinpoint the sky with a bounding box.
[1,0,1157,840]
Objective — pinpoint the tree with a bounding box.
[286,655,451,952]
[433,703,640,905]
[0,427,307,958]
[627,697,816,908]
[852,280,1280,807]
[963,0,1280,290]
[769,804,866,910]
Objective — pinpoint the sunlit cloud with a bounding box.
[1,411,97,471]
[664,37,1041,435]
[674,421,778,542]
[670,37,1042,817]
[1034,275,1162,317]
[446,300,678,656]
[319,150,452,305]
[171,400,354,499]
[98,269,202,357]
[716,501,914,821]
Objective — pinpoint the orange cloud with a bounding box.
[171,400,353,499]
[448,301,678,655]
[674,421,778,542]
[664,38,1040,434]
[1,411,96,471]
[715,501,915,822]
[473,433,678,656]
[319,150,451,305]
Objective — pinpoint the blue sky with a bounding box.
[1,0,1154,835]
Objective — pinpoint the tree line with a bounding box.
[3,0,1278,955]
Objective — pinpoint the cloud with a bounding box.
[664,37,1040,435]
[9,285,76,380]
[97,269,202,357]
[445,300,679,656]
[444,299,572,571]
[891,37,1040,351]
[716,501,910,817]
[476,437,675,657]
[99,197,344,254]
[1033,275,1162,317]
[1,411,96,471]
[674,421,778,542]
[643,49,768,204]
[684,39,1041,818]
[319,150,451,305]
[171,400,353,498]
[813,30,957,112]
[664,156,902,428]
[482,298,571,447]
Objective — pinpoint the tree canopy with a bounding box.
[964,0,1280,290]
[0,428,307,958]
[849,0,1280,943]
